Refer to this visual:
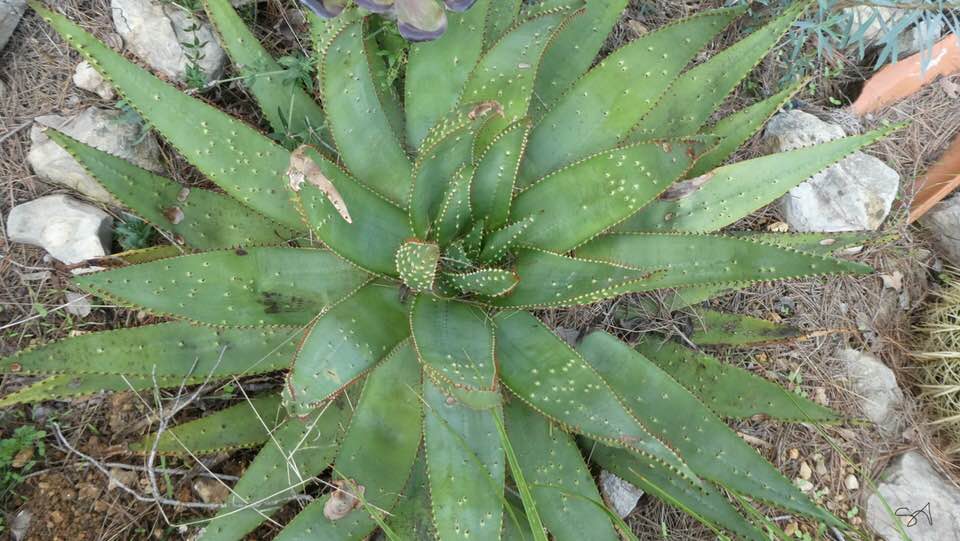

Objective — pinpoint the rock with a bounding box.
[599,470,644,518]
[799,461,812,480]
[921,193,960,267]
[64,292,92,318]
[866,451,960,541]
[845,473,860,491]
[6,195,113,269]
[111,0,227,83]
[838,348,904,435]
[27,107,162,204]
[192,478,230,504]
[764,110,900,232]
[73,61,116,100]
[107,468,139,491]
[0,0,27,52]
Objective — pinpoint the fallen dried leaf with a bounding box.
[11,447,33,468]
[287,145,352,223]
[799,461,812,480]
[880,271,904,291]
[323,478,365,520]
[766,221,789,233]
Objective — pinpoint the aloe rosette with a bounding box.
[3,1,900,539]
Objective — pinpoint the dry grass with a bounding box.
[1,0,958,540]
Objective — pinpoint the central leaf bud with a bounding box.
[396,240,440,291]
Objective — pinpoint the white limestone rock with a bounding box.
[27,107,162,204]
[0,0,27,52]
[764,110,900,232]
[600,470,645,519]
[920,193,960,267]
[866,451,960,541]
[839,348,904,435]
[6,195,113,269]
[111,0,227,83]
[73,61,116,100]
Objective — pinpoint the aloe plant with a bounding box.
[5,1,900,539]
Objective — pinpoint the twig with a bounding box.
[51,423,224,510]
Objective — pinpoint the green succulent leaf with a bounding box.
[445,268,520,298]
[204,0,330,149]
[45,129,291,250]
[292,146,412,276]
[74,248,370,326]
[531,0,626,117]
[434,164,474,246]
[0,374,190,407]
[131,394,285,456]
[578,331,838,525]
[459,6,575,150]
[513,139,710,251]
[322,19,412,203]
[686,81,805,178]
[197,394,355,541]
[522,7,742,182]
[503,399,619,541]
[410,104,498,238]
[471,119,530,230]
[632,1,809,140]
[491,248,654,308]
[405,0,491,147]
[688,309,803,346]
[384,451,436,540]
[283,283,409,416]
[484,0,522,44]
[397,240,442,292]
[575,233,873,288]
[411,295,497,407]
[653,231,880,310]
[0,322,299,379]
[494,311,697,483]
[478,217,534,265]
[31,3,301,229]
[586,440,767,541]
[635,337,842,423]
[274,343,422,541]
[423,379,505,541]
[620,127,902,233]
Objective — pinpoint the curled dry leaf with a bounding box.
[287,145,352,224]
[163,206,185,225]
[323,478,365,520]
[659,172,715,201]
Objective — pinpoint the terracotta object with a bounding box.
[909,134,960,223]
[852,34,960,116]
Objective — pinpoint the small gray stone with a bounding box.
[764,110,900,232]
[27,107,162,204]
[65,292,93,318]
[600,470,644,519]
[73,61,116,101]
[921,193,960,267]
[839,348,904,435]
[0,0,27,52]
[111,0,227,83]
[866,451,960,541]
[6,195,113,269]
